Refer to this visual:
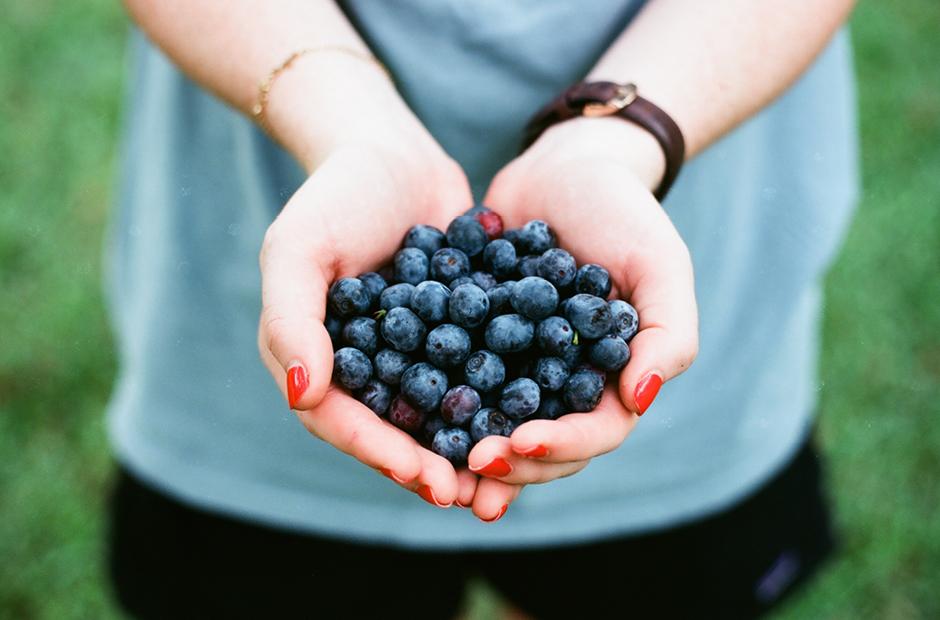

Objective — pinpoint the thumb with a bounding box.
[616,248,699,415]
[258,225,335,410]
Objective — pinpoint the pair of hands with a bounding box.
[257,113,698,522]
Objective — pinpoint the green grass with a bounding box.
[0,1,937,618]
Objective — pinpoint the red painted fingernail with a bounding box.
[634,372,663,415]
[481,504,508,523]
[517,445,549,458]
[379,467,407,485]
[470,457,513,478]
[287,365,309,409]
[417,485,451,508]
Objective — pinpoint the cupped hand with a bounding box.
[257,129,481,509]
[467,117,699,513]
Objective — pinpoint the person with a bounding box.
[105,0,859,617]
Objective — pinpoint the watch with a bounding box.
[522,81,685,201]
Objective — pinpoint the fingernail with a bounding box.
[634,372,663,415]
[455,499,470,509]
[481,504,508,523]
[287,364,309,409]
[379,467,408,485]
[516,445,549,458]
[417,485,452,508]
[469,457,513,478]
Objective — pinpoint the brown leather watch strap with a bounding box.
[522,81,685,201]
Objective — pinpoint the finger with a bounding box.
[258,216,336,411]
[455,468,479,509]
[295,388,422,483]
[506,386,637,463]
[472,477,522,523]
[616,246,698,415]
[469,437,590,484]
[408,447,460,508]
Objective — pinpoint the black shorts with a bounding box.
[108,436,836,619]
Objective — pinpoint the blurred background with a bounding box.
[1,1,938,618]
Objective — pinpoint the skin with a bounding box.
[123,0,856,521]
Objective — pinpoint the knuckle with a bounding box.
[260,309,290,355]
[259,222,286,266]
[676,332,699,371]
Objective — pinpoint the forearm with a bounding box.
[590,0,856,159]
[122,1,418,170]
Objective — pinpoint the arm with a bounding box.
[123,0,416,170]
[585,0,857,185]
[472,1,855,511]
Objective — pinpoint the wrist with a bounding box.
[263,52,426,172]
[533,116,666,194]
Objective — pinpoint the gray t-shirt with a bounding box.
[106,0,858,548]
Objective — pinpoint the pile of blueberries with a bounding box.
[328,208,638,466]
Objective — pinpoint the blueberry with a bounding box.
[503,228,521,248]
[377,263,396,284]
[394,247,430,285]
[440,385,482,426]
[388,394,427,433]
[448,276,475,289]
[379,282,415,311]
[357,272,388,308]
[485,314,535,353]
[423,416,448,445]
[449,283,490,329]
[518,219,556,254]
[536,316,575,356]
[470,271,497,291]
[499,378,541,419]
[564,369,605,412]
[373,349,412,385]
[486,281,516,316]
[474,209,504,240]
[534,394,567,420]
[588,335,631,371]
[411,280,451,324]
[403,224,446,258]
[510,276,559,321]
[446,215,488,257]
[328,277,371,318]
[464,204,490,216]
[400,362,448,411]
[537,248,577,289]
[432,427,473,465]
[608,300,639,341]
[332,347,372,390]
[426,324,472,369]
[560,341,584,370]
[430,247,470,283]
[355,379,392,416]
[325,313,344,346]
[380,307,427,353]
[533,357,570,392]
[565,294,613,339]
[517,255,541,278]
[464,350,506,392]
[575,264,612,298]
[483,239,518,280]
[342,316,379,356]
[470,407,517,443]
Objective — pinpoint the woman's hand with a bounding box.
[257,124,481,509]
[467,117,699,513]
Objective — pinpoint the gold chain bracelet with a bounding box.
[252,46,390,132]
